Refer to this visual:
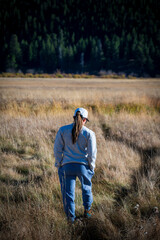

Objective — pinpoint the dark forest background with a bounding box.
[0,0,160,76]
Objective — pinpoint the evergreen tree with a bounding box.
[7,34,22,70]
[135,41,147,74]
[111,35,120,61]
[21,40,29,70]
[40,36,57,72]
[104,36,111,69]
[89,37,97,71]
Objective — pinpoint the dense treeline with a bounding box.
[0,0,160,76]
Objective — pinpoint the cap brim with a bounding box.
[73,115,89,122]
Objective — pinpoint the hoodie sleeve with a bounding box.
[87,131,97,170]
[54,128,64,168]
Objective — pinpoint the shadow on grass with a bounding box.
[71,218,117,240]
[0,175,44,186]
[101,123,160,197]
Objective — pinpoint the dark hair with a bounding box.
[72,111,83,144]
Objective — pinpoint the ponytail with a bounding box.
[72,111,83,144]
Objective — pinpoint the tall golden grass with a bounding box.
[0,78,160,240]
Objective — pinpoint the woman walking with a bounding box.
[54,108,97,223]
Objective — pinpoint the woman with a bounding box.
[54,107,97,223]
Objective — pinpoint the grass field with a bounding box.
[0,78,160,240]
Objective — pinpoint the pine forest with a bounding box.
[0,0,160,76]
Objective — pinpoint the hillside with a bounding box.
[0,0,160,76]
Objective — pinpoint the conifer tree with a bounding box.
[7,34,22,70]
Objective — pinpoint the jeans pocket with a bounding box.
[89,168,94,176]
[58,166,62,175]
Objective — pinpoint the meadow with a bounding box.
[0,78,160,240]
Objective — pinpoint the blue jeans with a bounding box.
[58,163,94,222]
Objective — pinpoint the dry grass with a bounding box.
[0,78,160,240]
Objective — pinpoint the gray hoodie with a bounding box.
[54,123,97,170]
